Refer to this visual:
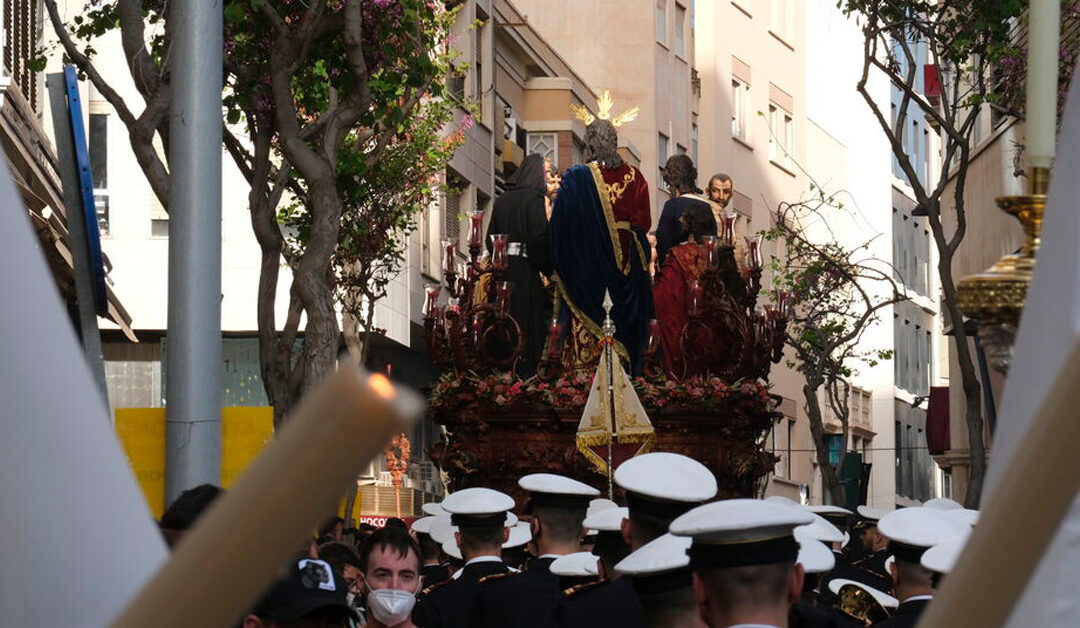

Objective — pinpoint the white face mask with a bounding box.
[367,588,417,626]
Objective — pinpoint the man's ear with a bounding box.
[531,517,541,538]
[502,527,510,543]
[621,517,633,547]
[241,614,265,628]
[454,530,463,550]
[692,572,709,625]
[788,563,805,605]
[890,560,899,589]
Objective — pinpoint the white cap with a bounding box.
[944,508,979,528]
[583,506,629,533]
[921,535,968,574]
[828,578,899,609]
[428,515,457,546]
[586,498,619,519]
[856,505,888,523]
[841,531,850,549]
[519,473,600,511]
[549,551,600,577]
[442,488,515,520]
[923,498,963,511]
[765,495,802,507]
[422,502,447,517]
[797,513,845,544]
[442,535,462,560]
[411,516,436,535]
[877,507,969,553]
[807,505,853,516]
[670,499,813,569]
[503,522,532,549]
[767,498,844,544]
[794,529,835,574]
[616,533,692,576]
[615,453,718,520]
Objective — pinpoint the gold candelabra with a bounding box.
[955,167,1048,373]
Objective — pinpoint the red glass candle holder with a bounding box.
[442,239,458,275]
[547,319,563,358]
[721,209,737,246]
[646,319,662,355]
[491,234,509,271]
[496,281,513,317]
[688,279,705,317]
[744,234,763,270]
[701,235,718,268]
[424,282,442,317]
[468,209,485,249]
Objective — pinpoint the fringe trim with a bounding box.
[575,427,657,474]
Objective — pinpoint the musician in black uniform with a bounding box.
[413,488,516,628]
[553,452,717,628]
[869,507,968,628]
[467,473,599,628]
[412,516,452,588]
[614,533,701,628]
[791,531,842,628]
[670,499,815,628]
[834,506,891,594]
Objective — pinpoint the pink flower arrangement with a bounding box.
[429,371,775,415]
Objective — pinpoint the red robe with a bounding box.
[652,243,709,377]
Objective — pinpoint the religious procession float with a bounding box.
[422,92,790,506]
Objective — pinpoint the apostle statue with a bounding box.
[486,153,554,377]
[651,202,718,377]
[549,91,654,374]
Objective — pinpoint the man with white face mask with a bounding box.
[358,526,424,628]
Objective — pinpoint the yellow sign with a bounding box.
[114,407,274,518]
[221,407,275,488]
[338,489,364,526]
[115,408,167,518]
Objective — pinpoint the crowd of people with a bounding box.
[160,451,974,628]
[487,108,739,378]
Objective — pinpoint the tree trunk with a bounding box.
[938,253,987,507]
[804,381,845,505]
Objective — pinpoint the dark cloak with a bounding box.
[486,153,553,377]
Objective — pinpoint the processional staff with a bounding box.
[601,290,616,500]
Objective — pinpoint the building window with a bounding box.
[444,185,462,246]
[657,132,670,188]
[673,3,687,57]
[768,104,793,168]
[473,16,485,105]
[691,122,699,164]
[786,419,794,479]
[527,133,557,165]
[732,78,749,140]
[770,0,792,41]
[89,113,110,234]
[3,0,42,112]
[655,0,667,45]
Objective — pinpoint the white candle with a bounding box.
[1027,0,1061,170]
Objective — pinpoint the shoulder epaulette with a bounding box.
[478,572,514,585]
[564,581,604,598]
[421,578,454,596]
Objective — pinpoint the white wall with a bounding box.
[45,1,293,335]
[803,0,898,508]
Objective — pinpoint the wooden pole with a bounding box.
[919,338,1080,627]
[111,366,421,628]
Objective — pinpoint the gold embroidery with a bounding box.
[586,162,626,274]
[602,167,636,206]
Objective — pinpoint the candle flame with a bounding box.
[369,373,396,400]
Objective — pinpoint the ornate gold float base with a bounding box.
[955,168,1047,373]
